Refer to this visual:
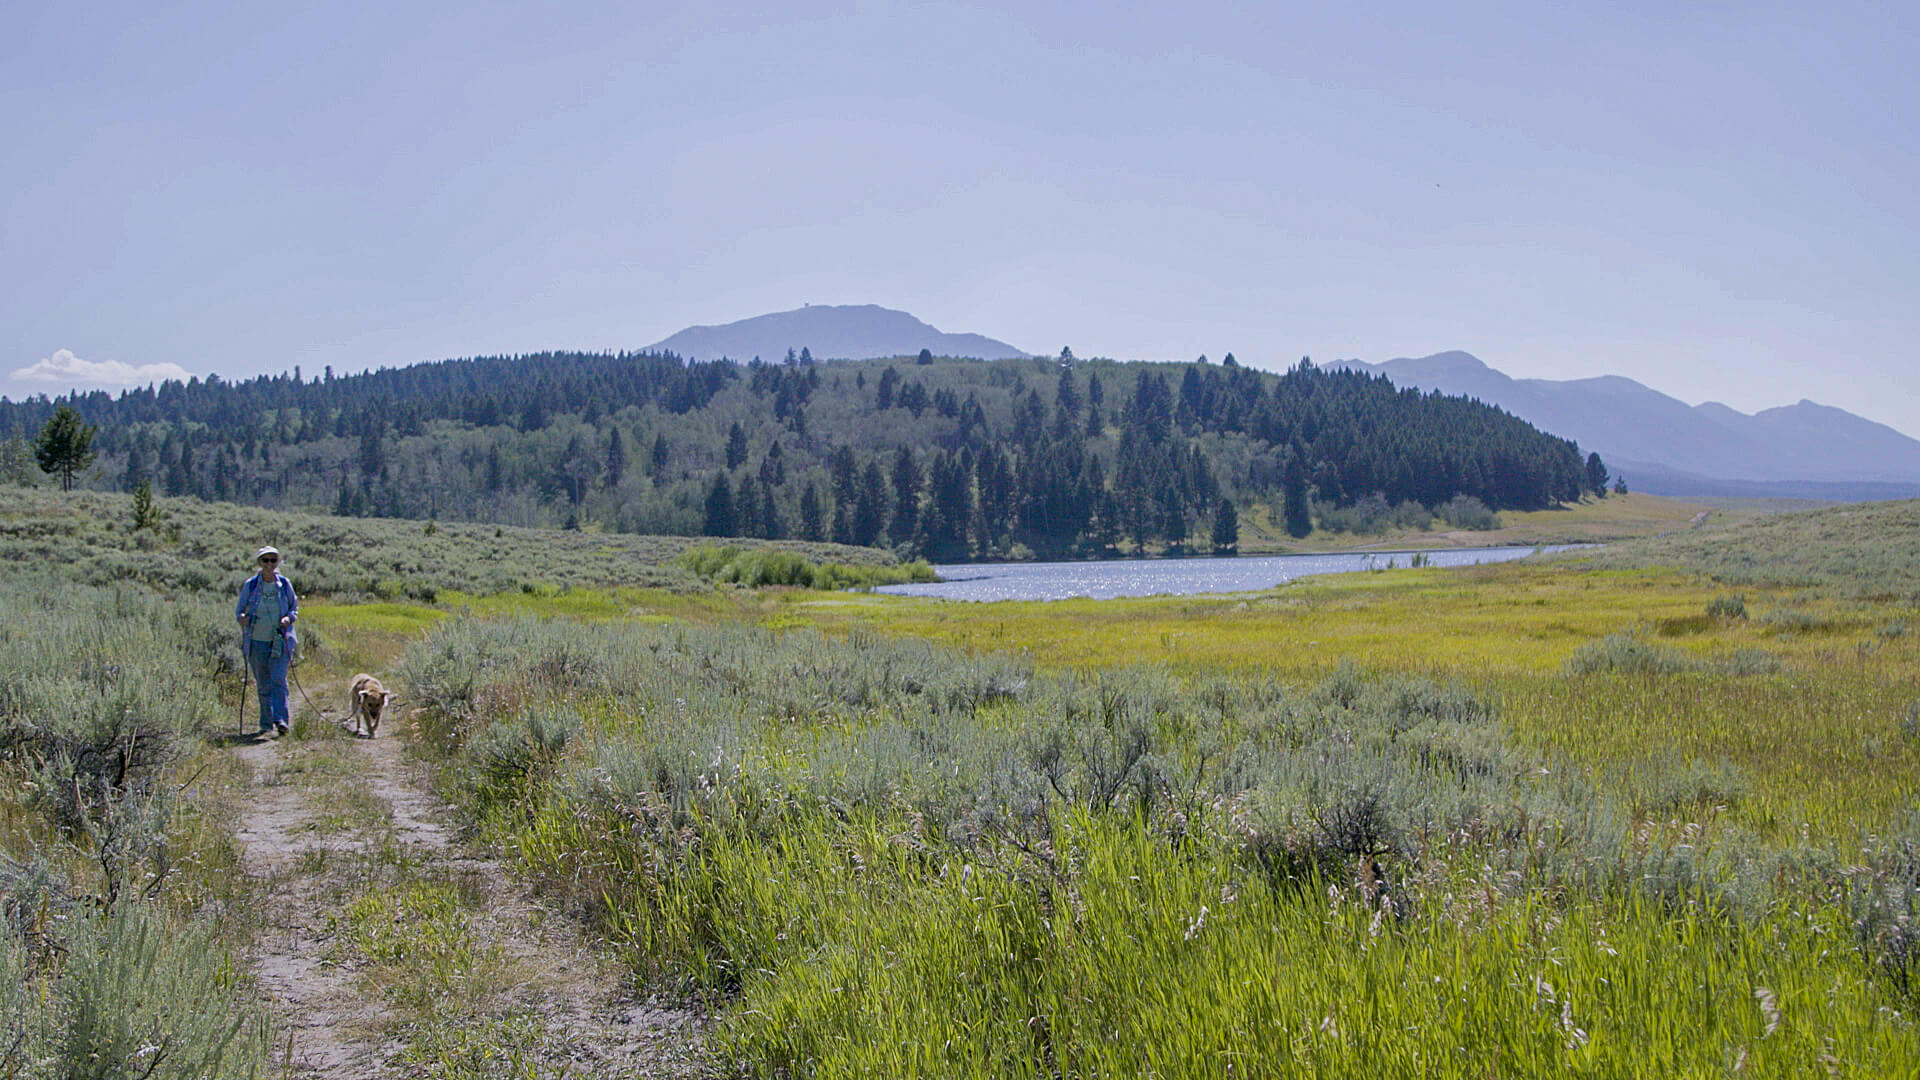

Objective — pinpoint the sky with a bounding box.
[4,1,1916,437]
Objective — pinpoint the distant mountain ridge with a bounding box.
[1328,352,1920,497]
[647,304,1029,363]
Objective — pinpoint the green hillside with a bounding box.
[2,350,1602,560]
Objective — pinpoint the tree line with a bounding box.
[0,349,1603,558]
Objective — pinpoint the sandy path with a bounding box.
[235,723,703,1078]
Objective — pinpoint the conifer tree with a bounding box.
[1211,497,1238,554]
[726,422,749,469]
[890,447,920,547]
[703,473,735,536]
[650,433,671,480]
[798,482,824,542]
[34,405,96,491]
[606,428,627,486]
[1282,451,1312,539]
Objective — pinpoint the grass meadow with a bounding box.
[390,498,1919,1077]
[0,487,1916,1077]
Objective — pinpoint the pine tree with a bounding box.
[855,460,889,547]
[131,479,160,530]
[798,483,825,542]
[1282,451,1312,539]
[890,447,921,547]
[650,434,670,480]
[829,446,859,545]
[123,440,148,492]
[1211,497,1239,554]
[703,473,735,536]
[759,440,786,487]
[1586,452,1609,497]
[606,428,627,486]
[33,405,96,491]
[726,422,749,469]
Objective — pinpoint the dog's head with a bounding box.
[358,687,390,723]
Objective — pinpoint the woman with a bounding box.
[235,546,298,736]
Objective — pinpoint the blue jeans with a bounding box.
[247,637,290,732]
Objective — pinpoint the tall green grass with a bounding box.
[403,616,1919,1076]
[678,543,937,590]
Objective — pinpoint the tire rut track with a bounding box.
[235,722,703,1078]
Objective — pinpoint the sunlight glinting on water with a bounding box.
[875,546,1582,602]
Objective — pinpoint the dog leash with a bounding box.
[288,663,337,724]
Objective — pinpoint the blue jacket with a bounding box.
[235,573,299,653]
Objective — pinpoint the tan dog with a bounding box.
[347,673,392,738]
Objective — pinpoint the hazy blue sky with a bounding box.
[5,2,1916,436]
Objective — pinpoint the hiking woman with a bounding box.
[235,545,298,736]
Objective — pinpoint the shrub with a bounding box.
[54,904,271,1079]
[1641,758,1746,814]
[467,710,579,819]
[1760,608,1823,634]
[1314,494,1434,535]
[1705,593,1748,620]
[676,544,937,590]
[1721,648,1781,675]
[1849,814,1920,998]
[1563,633,1696,675]
[1435,493,1500,531]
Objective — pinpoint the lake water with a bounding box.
[874,546,1584,602]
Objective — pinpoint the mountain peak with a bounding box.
[1410,350,1490,371]
[1349,354,1920,489]
[647,305,1028,363]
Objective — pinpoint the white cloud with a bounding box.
[10,349,197,391]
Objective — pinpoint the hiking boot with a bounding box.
[274,721,290,736]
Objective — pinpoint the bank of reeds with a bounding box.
[677,544,937,590]
[404,616,1920,1076]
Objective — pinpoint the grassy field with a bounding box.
[1233,491,1707,554]
[1,488,1915,1077]
[385,497,1917,1076]
[1577,496,1920,598]
[0,486,906,601]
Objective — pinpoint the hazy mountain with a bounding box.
[1330,352,1920,496]
[647,304,1029,363]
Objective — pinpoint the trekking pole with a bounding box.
[237,638,250,736]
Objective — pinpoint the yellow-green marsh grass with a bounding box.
[770,564,1742,678]
[772,562,1917,843]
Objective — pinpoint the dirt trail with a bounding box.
[234,718,702,1078]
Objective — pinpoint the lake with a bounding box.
[874,545,1585,602]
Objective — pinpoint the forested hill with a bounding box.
[0,350,1597,560]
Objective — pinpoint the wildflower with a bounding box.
[1184,905,1210,941]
